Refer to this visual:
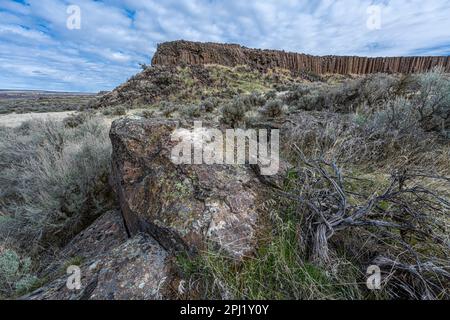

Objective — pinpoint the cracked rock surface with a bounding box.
[110,117,270,260]
[23,231,173,300]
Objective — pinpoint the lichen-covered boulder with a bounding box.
[23,234,173,300]
[110,117,270,260]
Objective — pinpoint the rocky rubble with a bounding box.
[152,40,450,74]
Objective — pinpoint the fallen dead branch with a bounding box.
[277,145,450,299]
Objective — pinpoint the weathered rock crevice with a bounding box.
[22,212,175,300]
[152,40,450,74]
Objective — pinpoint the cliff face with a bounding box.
[152,40,450,75]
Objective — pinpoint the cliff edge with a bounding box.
[152,40,450,74]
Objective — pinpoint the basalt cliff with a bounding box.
[93,40,450,108]
[152,40,450,74]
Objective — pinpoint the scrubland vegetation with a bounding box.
[0,65,448,299]
[0,116,113,298]
[174,67,450,300]
[0,92,96,114]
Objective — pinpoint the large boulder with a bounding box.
[110,117,270,260]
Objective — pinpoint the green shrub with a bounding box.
[412,67,450,133]
[285,74,400,113]
[181,104,202,118]
[358,74,398,107]
[63,112,91,128]
[284,69,449,135]
[0,118,114,250]
[102,105,127,116]
[221,98,247,128]
[141,109,155,119]
[264,90,277,100]
[200,98,221,113]
[259,99,286,118]
[200,100,215,113]
[354,69,450,136]
[367,97,418,133]
[111,105,127,116]
[240,92,266,109]
[284,83,330,111]
[84,98,99,110]
[161,101,179,117]
[0,248,39,297]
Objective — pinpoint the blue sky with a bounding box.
[1,0,450,92]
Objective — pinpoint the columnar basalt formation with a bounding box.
[152,40,450,74]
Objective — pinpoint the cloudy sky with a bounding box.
[1,0,450,92]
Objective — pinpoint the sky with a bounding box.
[1,0,450,92]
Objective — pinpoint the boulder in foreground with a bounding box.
[110,117,270,260]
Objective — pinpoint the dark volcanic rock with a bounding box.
[56,210,128,262]
[23,234,173,300]
[26,116,275,300]
[152,40,450,74]
[109,117,270,260]
[22,211,175,300]
[38,210,128,280]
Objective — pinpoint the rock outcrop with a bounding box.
[25,235,173,300]
[152,40,450,75]
[23,117,277,300]
[110,117,270,260]
[39,210,128,278]
[22,211,174,300]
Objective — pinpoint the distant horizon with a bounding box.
[1,0,450,92]
[0,88,98,94]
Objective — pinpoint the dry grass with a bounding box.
[177,69,450,300]
[278,152,449,299]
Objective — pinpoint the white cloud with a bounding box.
[0,24,53,42]
[0,0,449,91]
